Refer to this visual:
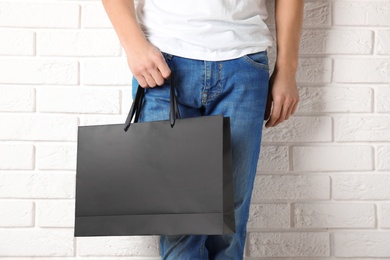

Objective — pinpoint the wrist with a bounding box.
[274,61,298,77]
[122,27,149,55]
[275,50,299,71]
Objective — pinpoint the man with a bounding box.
[102,0,303,259]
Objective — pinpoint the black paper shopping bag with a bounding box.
[74,79,235,236]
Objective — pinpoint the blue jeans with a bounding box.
[131,50,270,260]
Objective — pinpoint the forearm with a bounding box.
[274,0,304,74]
[101,0,147,54]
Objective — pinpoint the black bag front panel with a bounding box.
[75,115,234,236]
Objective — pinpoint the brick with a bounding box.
[334,2,390,26]
[0,172,75,199]
[300,29,373,54]
[257,146,289,173]
[297,86,372,113]
[0,2,79,28]
[262,116,332,142]
[334,232,390,257]
[38,30,121,56]
[82,3,113,28]
[0,60,78,85]
[0,86,35,112]
[36,200,74,227]
[79,115,127,127]
[122,87,134,116]
[375,85,390,112]
[377,145,390,171]
[0,201,33,227]
[36,144,77,170]
[379,203,390,228]
[265,1,331,28]
[0,30,34,55]
[37,87,120,114]
[0,115,78,141]
[82,59,132,86]
[335,116,390,142]
[334,58,390,83]
[293,203,375,228]
[333,174,390,200]
[302,1,331,27]
[77,236,159,256]
[248,232,329,257]
[0,144,34,170]
[293,146,373,171]
[297,58,332,83]
[247,203,290,229]
[0,229,74,256]
[252,175,330,202]
[378,203,390,228]
[376,30,390,54]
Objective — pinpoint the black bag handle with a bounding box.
[124,76,180,132]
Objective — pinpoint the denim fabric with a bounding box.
[131,50,270,260]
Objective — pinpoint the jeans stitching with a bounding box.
[241,52,269,70]
[208,62,223,102]
[200,235,207,260]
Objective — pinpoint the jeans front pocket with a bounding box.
[242,50,269,70]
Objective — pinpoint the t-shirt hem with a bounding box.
[155,45,272,62]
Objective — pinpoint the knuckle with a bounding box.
[132,67,141,75]
[133,66,147,76]
[145,60,157,70]
[274,95,285,102]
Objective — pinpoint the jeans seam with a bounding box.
[208,62,223,102]
[202,61,210,107]
[200,235,207,260]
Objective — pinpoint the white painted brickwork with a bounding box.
[0,0,389,259]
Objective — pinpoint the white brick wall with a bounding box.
[0,0,389,259]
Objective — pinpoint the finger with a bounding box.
[135,75,148,88]
[143,73,157,88]
[149,69,166,86]
[273,103,287,126]
[291,100,299,114]
[285,103,294,120]
[265,99,282,127]
[156,57,171,79]
[280,97,296,121]
[281,98,294,121]
[289,98,299,117]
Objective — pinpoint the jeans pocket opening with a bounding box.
[242,51,269,70]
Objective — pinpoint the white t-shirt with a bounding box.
[135,0,274,61]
